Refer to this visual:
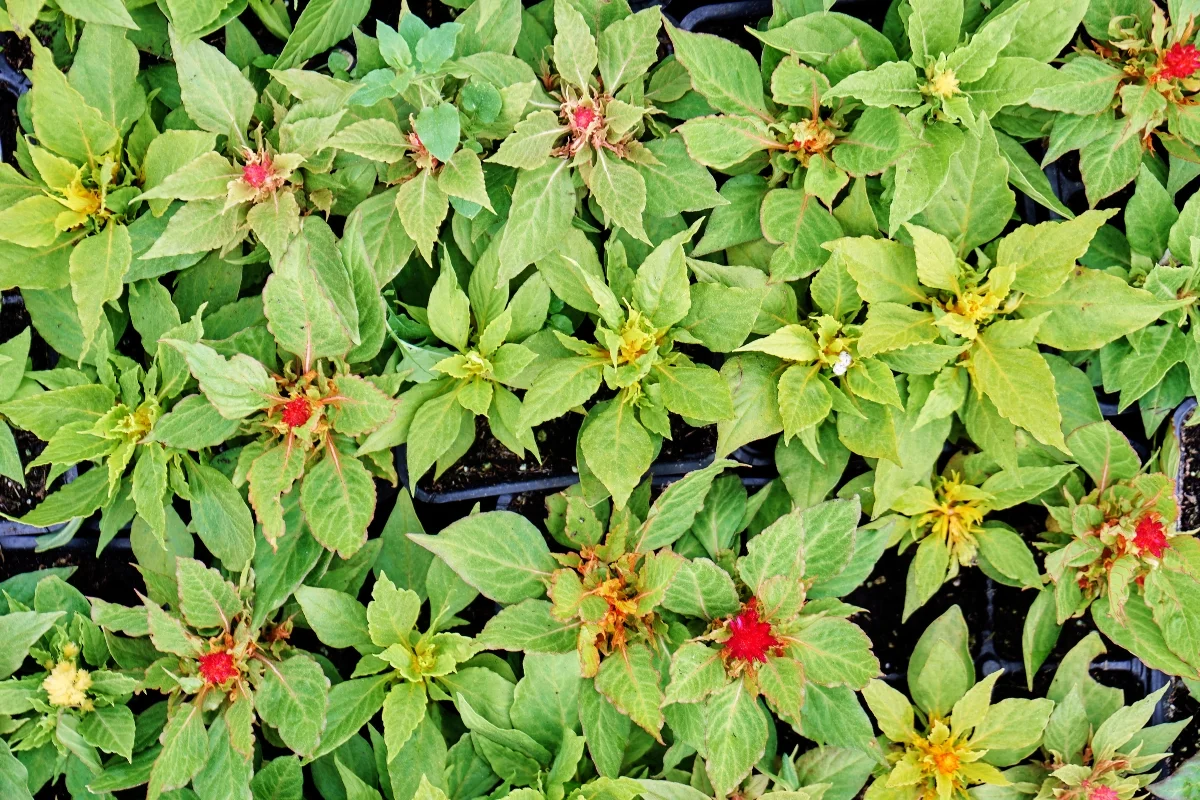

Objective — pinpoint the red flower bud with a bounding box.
[572,106,597,130]
[723,598,783,664]
[281,396,312,429]
[1087,785,1119,800]
[1161,43,1200,80]
[243,160,273,189]
[1133,514,1169,558]
[198,651,238,685]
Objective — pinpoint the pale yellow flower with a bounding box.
[42,661,93,709]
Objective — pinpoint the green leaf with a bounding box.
[171,31,255,144]
[976,527,1042,588]
[580,401,654,510]
[907,0,962,66]
[248,191,302,262]
[29,39,118,164]
[385,681,428,761]
[487,110,565,170]
[410,511,556,604]
[264,216,360,364]
[1127,165,1177,259]
[665,642,726,704]
[1022,587,1061,690]
[478,599,579,653]
[163,339,274,419]
[141,199,242,259]
[630,230,691,328]
[0,611,63,678]
[554,0,598,89]
[251,757,304,800]
[596,6,660,91]
[69,23,146,133]
[148,600,203,657]
[428,263,471,353]
[295,585,371,650]
[176,557,241,630]
[908,606,973,716]
[862,678,915,742]
[999,210,1115,297]
[257,655,329,758]
[396,170,449,267]
[79,704,135,761]
[637,459,738,551]
[594,642,664,739]
[1020,268,1181,350]
[716,353,784,457]
[792,616,879,688]
[590,149,648,242]
[313,675,391,759]
[132,443,170,542]
[275,0,372,69]
[438,149,493,212]
[498,161,576,281]
[825,60,922,108]
[971,337,1067,452]
[414,103,461,164]
[186,462,255,573]
[68,222,131,359]
[148,704,209,798]
[888,123,964,234]
[761,189,842,282]
[368,572,421,647]
[665,23,767,119]
[301,446,376,557]
[704,681,769,797]
[914,118,1013,256]
[676,115,774,171]
[579,679,631,778]
[637,134,727,216]
[510,652,582,751]
[1079,130,1142,206]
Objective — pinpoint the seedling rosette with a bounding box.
[357,256,548,484]
[164,330,398,556]
[1025,420,1200,682]
[1031,2,1200,204]
[862,607,1053,800]
[487,1,667,279]
[745,0,1086,231]
[0,570,139,796]
[516,226,735,508]
[91,557,330,799]
[987,634,1190,800]
[887,458,1072,619]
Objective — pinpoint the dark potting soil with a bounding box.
[1178,410,1200,532]
[419,413,585,494]
[0,540,141,606]
[0,426,60,520]
[418,412,717,495]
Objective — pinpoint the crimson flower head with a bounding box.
[723,598,783,664]
[198,650,238,685]
[572,106,597,130]
[1161,42,1200,80]
[1133,514,1169,558]
[242,157,274,189]
[281,396,312,429]
[1087,785,1119,800]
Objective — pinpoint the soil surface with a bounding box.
[1179,408,1200,531]
[419,413,585,494]
[0,427,60,520]
[418,412,717,496]
[0,539,142,606]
